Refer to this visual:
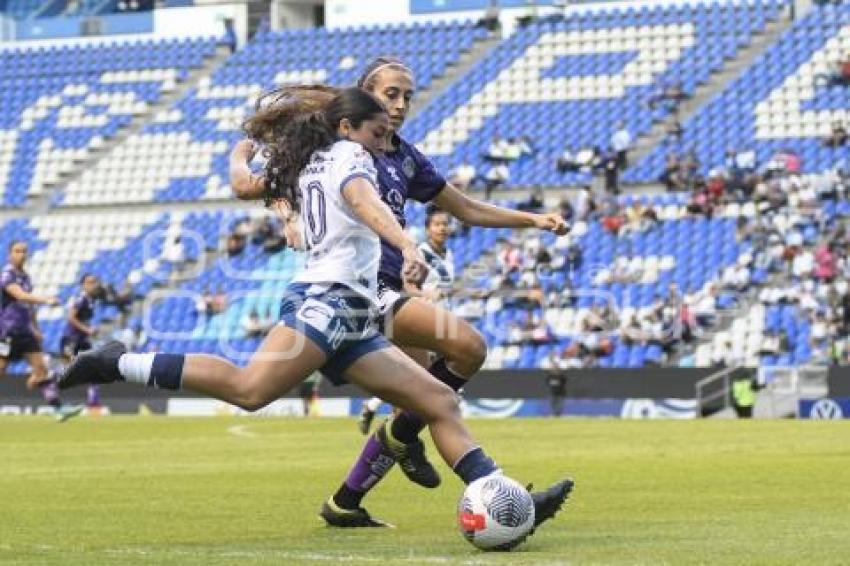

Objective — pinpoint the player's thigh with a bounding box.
[344,345,456,421]
[240,324,328,401]
[391,298,485,366]
[399,345,430,368]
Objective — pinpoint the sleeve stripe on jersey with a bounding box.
[338,172,378,195]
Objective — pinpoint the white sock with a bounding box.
[365,396,383,412]
[118,353,156,385]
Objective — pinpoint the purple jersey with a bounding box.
[375,135,445,285]
[0,263,34,335]
[62,293,95,342]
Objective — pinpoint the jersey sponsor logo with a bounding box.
[385,165,401,182]
[384,188,405,211]
[297,299,334,333]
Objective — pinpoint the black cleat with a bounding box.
[377,422,441,489]
[58,340,127,390]
[358,406,376,435]
[319,500,393,528]
[530,478,575,529]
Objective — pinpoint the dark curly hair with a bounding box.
[242,85,386,209]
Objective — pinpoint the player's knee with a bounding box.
[446,326,487,376]
[425,382,462,422]
[231,372,273,412]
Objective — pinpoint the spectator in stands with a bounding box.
[573,185,596,221]
[601,148,620,194]
[555,147,579,173]
[447,161,478,191]
[575,145,601,173]
[661,153,687,191]
[610,121,632,170]
[815,241,838,282]
[211,288,227,314]
[497,238,523,274]
[814,54,850,88]
[557,196,574,222]
[250,216,274,246]
[620,314,646,346]
[222,18,238,54]
[483,162,510,199]
[518,186,545,212]
[665,120,684,146]
[478,1,501,31]
[226,232,246,257]
[692,284,719,329]
[262,222,286,254]
[242,308,270,338]
[484,134,510,162]
[824,121,849,148]
[600,199,625,236]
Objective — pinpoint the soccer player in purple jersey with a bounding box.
[59,273,102,409]
[0,240,81,421]
[59,89,565,544]
[229,59,573,529]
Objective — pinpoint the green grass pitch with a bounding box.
[2,417,849,565]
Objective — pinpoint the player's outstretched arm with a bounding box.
[229,139,266,200]
[341,177,428,284]
[433,183,569,235]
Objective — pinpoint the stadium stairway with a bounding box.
[408,29,504,121]
[627,7,798,178]
[26,43,233,214]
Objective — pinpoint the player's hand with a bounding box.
[89,326,99,338]
[232,138,258,163]
[270,198,306,251]
[31,329,43,342]
[533,212,570,236]
[44,296,60,307]
[401,245,429,287]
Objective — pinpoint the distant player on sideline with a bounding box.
[358,206,455,434]
[58,273,103,410]
[0,240,81,422]
[59,88,570,543]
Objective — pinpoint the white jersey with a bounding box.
[419,240,455,307]
[292,140,381,300]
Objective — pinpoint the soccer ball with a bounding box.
[457,475,535,551]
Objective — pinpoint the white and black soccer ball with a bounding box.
[457,475,535,551]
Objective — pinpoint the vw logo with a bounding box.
[809,399,844,420]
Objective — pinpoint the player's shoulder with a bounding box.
[329,139,373,163]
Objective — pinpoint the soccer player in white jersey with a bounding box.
[358,206,455,434]
[58,88,564,537]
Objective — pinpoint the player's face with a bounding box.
[342,113,390,154]
[9,243,27,268]
[427,213,451,246]
[83,275,100,296]
[369,69,415,131]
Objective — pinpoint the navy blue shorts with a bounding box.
[0,331,41,362]
[279,283,391,386]
[60,336,92,358]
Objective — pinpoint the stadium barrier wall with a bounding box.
[15,11,154,41]
[7,3,246,44]
[3,368,843,418]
